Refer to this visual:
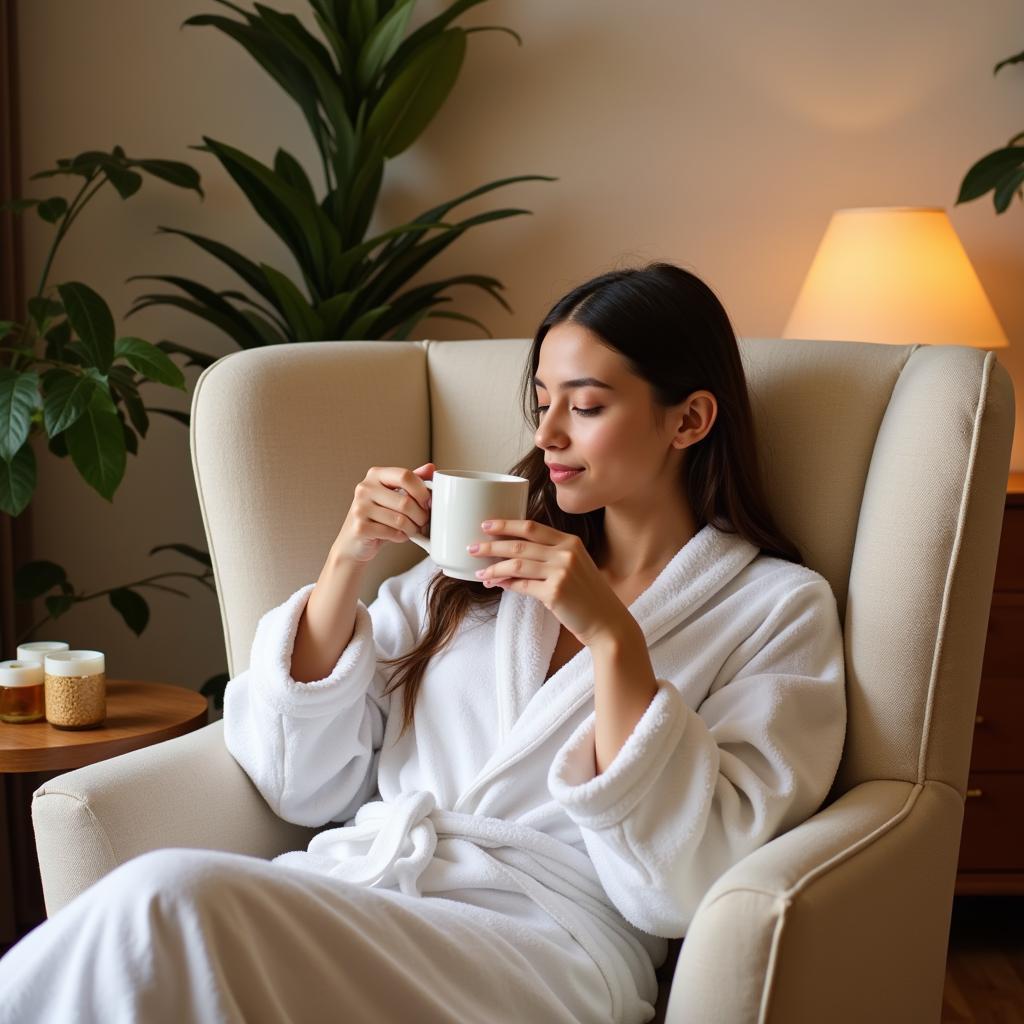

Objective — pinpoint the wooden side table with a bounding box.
[0,679,208,952]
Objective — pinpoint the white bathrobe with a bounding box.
[224,522,847,1021]
[0,522,846,1024]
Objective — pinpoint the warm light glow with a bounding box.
[783,207,1010,348]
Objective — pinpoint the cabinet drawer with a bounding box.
[980,593,1024,678]
[957,771,1024,871]
[971,675,1024,770]
[993,507,1024,591]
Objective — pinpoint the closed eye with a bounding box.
[536,406,603,417]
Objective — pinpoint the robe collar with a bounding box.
[452,522,761,812]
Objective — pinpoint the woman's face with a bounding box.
[533,321,691,512]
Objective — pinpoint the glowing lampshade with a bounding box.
[782,207,1009,349]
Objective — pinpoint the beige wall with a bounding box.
[15,0,1024,704]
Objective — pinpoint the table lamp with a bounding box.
[782,206,1010,349]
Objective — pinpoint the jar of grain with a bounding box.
[44,650,106,729]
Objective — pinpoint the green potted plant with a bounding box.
[957,48,1024,213]
[130,0,556,361]
[3,0,555,716]
[1,147,217,657]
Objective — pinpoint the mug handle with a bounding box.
[408,480,432,555]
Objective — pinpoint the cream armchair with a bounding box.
[31,337,1015,1023]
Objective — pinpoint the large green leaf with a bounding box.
[342,303,392,339]
[327,219,455,292]
[365,29,466,158]
[273,148,316,205]
[126,274,269,350]
[184,14,331,164]
[12,559,67,601]
[155,340,219,370]
[220,289,291,334]
[39,367,99,438]
[356,0,415,91]
[64,384,126,502]
[56,282,115,373]
[0,441,36,516]
[153,226,283,315]
[957,146,1024,204]
[114,337,187,390]
[993,167,1024,212]
[346,0,377,53]
[379,274,509,332]
[335,133,385,245]
[369,174,556,273]
[315,291,358,337]
[0,368,40,461]
[238,309,290,346]
[357,209,527,313]
[383,0,487,93]
[195,137,340,299]
[109,587,150,635]
[253,5,356,139]
[129,294,264,350]
[107,364,150,438]
[259,264,325,341]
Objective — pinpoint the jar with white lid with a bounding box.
[0,642,70,724]
[44,650,106,729]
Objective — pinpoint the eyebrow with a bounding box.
[533,375,614,392]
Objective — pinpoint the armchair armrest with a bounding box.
[31,719,321,916]
[665,779,964,1024]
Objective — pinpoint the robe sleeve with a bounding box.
[222,557,431,829]
[546,575,847,938]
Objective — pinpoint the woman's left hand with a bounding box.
[468,519,636,648]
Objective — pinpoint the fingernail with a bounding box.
[427,496,432,508]
[481,521,492,529]
[467,543,479,553]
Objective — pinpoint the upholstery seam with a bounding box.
[715,777,938,1022]
[32,788,119,869]
[189,353,237,675]
[758,893,792,1024]
[918,349,994,786]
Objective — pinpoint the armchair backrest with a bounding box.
[190,338,1014,807]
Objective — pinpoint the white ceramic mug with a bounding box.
[407,470,529,580]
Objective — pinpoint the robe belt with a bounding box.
[306,790,440,896]
[302,790,611,907]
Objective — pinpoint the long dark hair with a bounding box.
[379,261,802,741]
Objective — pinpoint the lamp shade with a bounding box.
[782,207,1010,349]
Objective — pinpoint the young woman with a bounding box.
[0,262,847,1023]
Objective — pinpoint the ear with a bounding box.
[672,391,717,448]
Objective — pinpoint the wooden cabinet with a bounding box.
[955,473,1024,894]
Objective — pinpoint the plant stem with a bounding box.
[35,172,104,300]
[17,568,215,644]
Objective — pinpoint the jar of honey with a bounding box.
[0,660,46,723]
[0,642,70,724]
[44,650,106,729]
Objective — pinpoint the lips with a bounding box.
[546,464,583,471]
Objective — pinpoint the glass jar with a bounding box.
[0,642,69,724]
[0,660,46,723]
[43,650,106,729]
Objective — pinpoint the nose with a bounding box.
[534,414,566,450]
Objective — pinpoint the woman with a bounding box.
[0,262,847,1023]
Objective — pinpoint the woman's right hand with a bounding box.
[332,463,435,565]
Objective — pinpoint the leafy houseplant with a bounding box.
[1,147,218,654]
[3,0,553,715]
[131,0,556,364]
[957,48,1024,213]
